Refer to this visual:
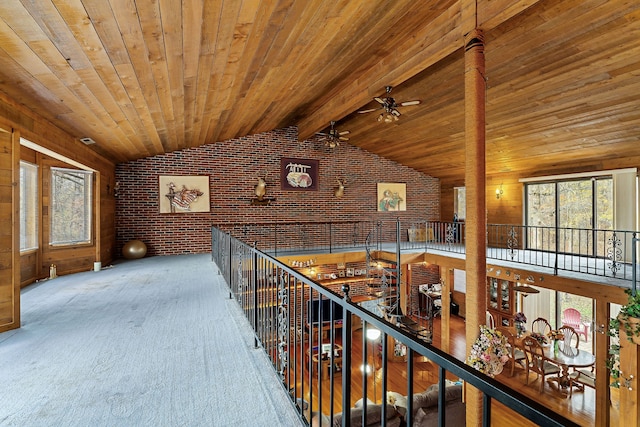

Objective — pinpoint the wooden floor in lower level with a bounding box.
[291,314,615,426]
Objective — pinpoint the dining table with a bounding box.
[511,329,596,397]
[540,341,596,397]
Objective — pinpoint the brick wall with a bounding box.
[116,126,440,256]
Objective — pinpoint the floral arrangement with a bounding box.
[530,331,548,345]
[548,330,564,341]
[467,326,510,377]
[514,312,527,337]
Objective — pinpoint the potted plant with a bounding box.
[607,289,640,388]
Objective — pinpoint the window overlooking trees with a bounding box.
[50,167,93,245]
[454,187,466,220]
[525,177,613,253]
[20,161,38,252]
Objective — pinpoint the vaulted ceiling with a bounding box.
[1,0,638,188]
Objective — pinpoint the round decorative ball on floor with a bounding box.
[122,239,147,259]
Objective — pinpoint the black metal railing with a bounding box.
[216,221,376,255]
[484,224,638,281]
[211,226,578,427]
[216,220,638,284]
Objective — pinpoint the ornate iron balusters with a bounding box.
[276,269,289,381]
[607,231,622,277]
[507,226,519,260]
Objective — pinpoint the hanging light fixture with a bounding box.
[514,284,540,294]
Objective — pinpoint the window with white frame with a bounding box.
[20,161,38,251]
[50,167,93,245]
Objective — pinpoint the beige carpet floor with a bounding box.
[0,254,301,426]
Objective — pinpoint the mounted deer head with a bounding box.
[255,177,266,201]
[334,179,345,198]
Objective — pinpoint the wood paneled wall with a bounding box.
[0,91,116,293]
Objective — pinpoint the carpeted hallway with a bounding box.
[0,254,301,427]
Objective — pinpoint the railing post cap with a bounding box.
[342,284,351,301]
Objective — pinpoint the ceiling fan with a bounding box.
[357,86,420,122]
[316,121,350,148]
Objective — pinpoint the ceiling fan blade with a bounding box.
[338,130,350,135]
[358,108,377,114]
[391,109,401,117]
[374,97,385,104]
[400,100,420,106]
[339,136,349,141]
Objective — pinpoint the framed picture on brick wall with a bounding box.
[159,175,210,213]
[377,182,406,212]
[281,158,318,190]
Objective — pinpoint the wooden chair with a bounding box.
[556,324,594,396]
[569,368,596,396]
[555,326,583,396]
[496,326,527,376]
[522,336,561,392]
[562,308,590,342]
[531,317,552,336]
[558,325,579,349]
[486,311,496,329]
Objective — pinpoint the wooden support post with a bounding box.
[595,300,611,426]
[0,127,20,332]
[619,327,640,426]
[463,27,487,427]
[440,268,454,354]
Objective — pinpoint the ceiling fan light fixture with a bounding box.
[316,121,349,148]
[359,85,420,122]
[383,114,396,123]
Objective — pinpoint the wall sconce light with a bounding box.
[114,181,120,198]
[495,183,503,199]
[334,179,345,198]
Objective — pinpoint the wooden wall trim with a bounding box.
[0,128,20,333]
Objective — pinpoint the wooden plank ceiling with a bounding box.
[0,0,638,188]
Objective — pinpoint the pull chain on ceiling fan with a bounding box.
[316,121,350,148]
[357,86,420,122]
